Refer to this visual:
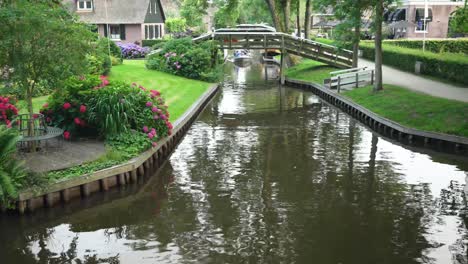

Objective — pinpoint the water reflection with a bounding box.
[0,62,467,263]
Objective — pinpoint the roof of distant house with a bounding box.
[65,0,164,24]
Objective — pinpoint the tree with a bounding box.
[237,0,272,25]
[449,0,468,36]
[314,0,372,67]
[295,0,301,36]
[304,0,312,39]
[0,0,94,148]
[214,0,240,28]
[180,0,210,28]
[373,0,384,91]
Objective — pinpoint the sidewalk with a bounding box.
[358,59,468,103]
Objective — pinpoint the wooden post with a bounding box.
[81,184,90,197]
[101,178,109,191]
[337,76,341,93]
[355,72,359,88]
[229,34,232,49]
[371,70,374,85]
[118,173,126,186]
[280,35,286,85]
[131,170,138,182]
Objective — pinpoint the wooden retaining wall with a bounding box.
[285,78,468,156]
[11,84,220,214]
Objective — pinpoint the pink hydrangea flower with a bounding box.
[63,131,70,140]
[79,105,86,113]
[74,117,81,125]
[152,107,158,112]
[153,115,159,120]
[152,142,158,147]
[63,102,71,110]
[148,133,154,139]
[146,101,152,107]
[143,126,149,133]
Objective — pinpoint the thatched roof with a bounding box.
[64,0,159,24]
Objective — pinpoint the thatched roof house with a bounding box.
[66,0,166,44]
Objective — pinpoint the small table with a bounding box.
[14,114,64,150]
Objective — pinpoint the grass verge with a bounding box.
[109,60,212,122]
[286,59,338,84]
[342,85,468,137]
[17,95,49,115]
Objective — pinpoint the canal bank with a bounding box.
[285,78,468,156]
[10,83,220,213]
[1,62,468,263]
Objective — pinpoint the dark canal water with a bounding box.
[1,62,468,264]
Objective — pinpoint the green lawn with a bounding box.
[109,60,212,121]
[343,85,468,137]
[17,95,49,115]
[286,59,338,84]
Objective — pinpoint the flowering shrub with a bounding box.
[0,96,19,127]
[41,75,172,147]
[117,43,150,59]
[146,38,221,82]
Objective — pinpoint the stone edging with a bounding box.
[285,78,468,156]
[12,83,220,214]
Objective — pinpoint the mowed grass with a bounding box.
[286,59,338,84]
[17,95,49,115]
[343,85,468,137]
[109,60,212,121]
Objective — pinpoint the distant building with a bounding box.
[386,0,465,39]
[67,0,167,44]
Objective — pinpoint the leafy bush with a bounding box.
[41,75,173,144]
[146,38,221,82]
[117,43,150,59]
[40,75,102,139]
[142,39,165,47]
[97,38,123,62]
[0,125,26,207]
[360,41,468,85]
[166,17,187,33]
[106,130,152,160]
[110,56,122,66]
[0,96,19,127]
[383,39,468,54]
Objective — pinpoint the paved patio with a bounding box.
[19,139,106,173]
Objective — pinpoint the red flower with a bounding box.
[63,102,71,110]
[74,117,81,125]
[42,103,49,109]
[79,105,86,113]
[63,131,70,140]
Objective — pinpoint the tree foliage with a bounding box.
[180,0,210,28]
[0,0,95,121]
[450,0,468,36]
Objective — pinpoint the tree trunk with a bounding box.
[26,85,37,152]
[284,0,291,33]
[304,0,311,39]
[352,23,361,68]
[265,0,283,31]
[296,0,301,37]
[374,0,384,91]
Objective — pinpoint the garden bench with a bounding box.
[324,67,374,92]
[14,114,63,150]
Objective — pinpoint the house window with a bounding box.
[110,25,121,40]
[145,24,163,39]
[77,0,93,11]
[415,8,432,32]
[149,1,157,14]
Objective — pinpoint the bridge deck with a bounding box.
[194,31,353,68]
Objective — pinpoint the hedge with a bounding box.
[142,39,166,47]
[360,41,468,85]
[383,39,468,54]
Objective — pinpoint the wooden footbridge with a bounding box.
[193,27,353,84]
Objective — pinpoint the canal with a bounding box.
[1,62,468,263]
